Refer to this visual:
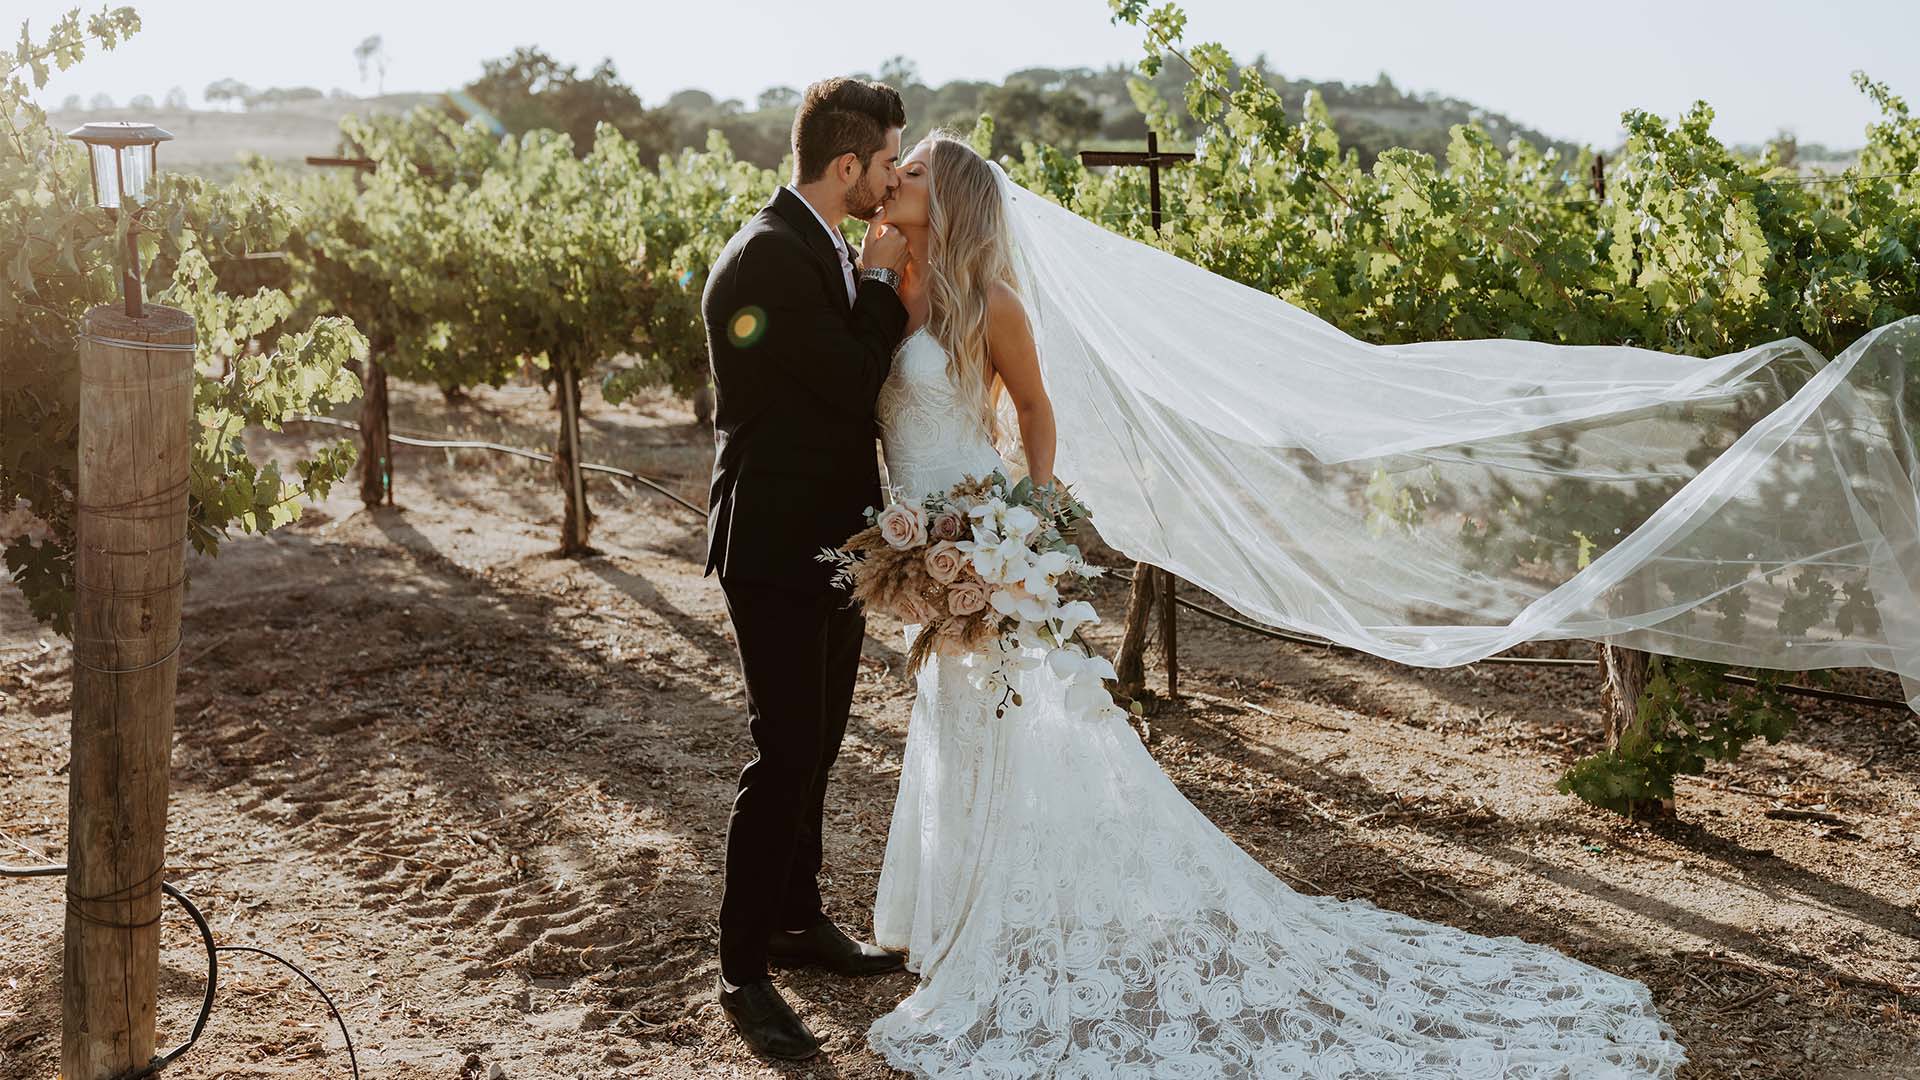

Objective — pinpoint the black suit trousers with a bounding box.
[716,573,867,984]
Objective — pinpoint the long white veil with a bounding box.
[988,162,1920,712]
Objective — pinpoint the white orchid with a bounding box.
[1083,651,1117,683]
[1046,644,1116,683]
[967,497,1008,533]
[1046,647,1095,680]
[968,496,1045,542]
[961,526,1034,583]
[963,632,1044,703]
[1004,641,1046,673]
[1065,673,1114,715]
[999,504,1041,541]
[1018,549,1073,600]
[990,587,1054,624]
[1053,599,1101,642]
[965,662,1009,700]
[968,532,1035,588]
[1046,639,1121,714]
[1030,549,1072,576]
[1018,575,1060,609]
[959,533,1000,577]
[993,534,1036,577]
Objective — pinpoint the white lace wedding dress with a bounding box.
[867,327,1688,1079]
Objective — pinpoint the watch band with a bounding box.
[858,266,902,292]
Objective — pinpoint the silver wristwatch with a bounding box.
[859,266,902,292]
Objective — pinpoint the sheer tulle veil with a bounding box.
[986,161,1920,710]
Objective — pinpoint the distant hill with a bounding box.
[48,93,440,181]
[649,61,1596,169]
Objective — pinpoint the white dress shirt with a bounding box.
[785,184,857,306]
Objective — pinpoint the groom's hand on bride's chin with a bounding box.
[862,222,909,273]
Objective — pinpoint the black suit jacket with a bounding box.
[702,187,909,587]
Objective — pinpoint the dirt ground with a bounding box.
[3,378,1917,1080]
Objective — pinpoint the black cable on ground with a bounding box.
[0,862,358,1079]
[214,945,360,1080]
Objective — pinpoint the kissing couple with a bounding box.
[698,75,1686,1079]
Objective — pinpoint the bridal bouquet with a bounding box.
[818,472,1125,719]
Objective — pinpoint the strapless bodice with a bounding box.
[876,328,1005,500]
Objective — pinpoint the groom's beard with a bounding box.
[844,169,888,221]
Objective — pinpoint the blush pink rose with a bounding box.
[923,541,965,584]
[879,499,929,541]
[929,511,964,542]
[877,503,927,550]
[947,580,990,617]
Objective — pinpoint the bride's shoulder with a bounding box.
[985,282,1034,342]
[985,280,1024,312]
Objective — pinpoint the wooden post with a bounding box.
[1597,641,1671,816]
[1114,565,1158,700]
[1161,569,1179,699]
[120,230,141,320]
[306,154,397,510]
[1146,134,1178,700]
[357,356,391,507]
[555,355,593,555]
[1598,568,1673,819]
[1079,134,1196,701]
[1146,131,1165,232]
[1590,153,1607,203]
[1599,642,1650,748]
[65,303,195,1079]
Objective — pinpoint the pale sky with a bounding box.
[23,0,1918,150]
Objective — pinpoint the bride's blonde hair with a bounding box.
[918,132,1019,445]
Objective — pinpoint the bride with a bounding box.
[863,132,1689,1079]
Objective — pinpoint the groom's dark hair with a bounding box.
[791,78,906,184]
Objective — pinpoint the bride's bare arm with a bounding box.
[986,282,1055,487]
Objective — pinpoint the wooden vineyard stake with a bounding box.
[64,303,195,1078]
[358,355,392,506]
[1162,567,1178,699]
[306,152,395,508]
[1113,565,1159,699]
[1079,132,1195,702]
[1597,571,1672,819]
[555,354,594,555]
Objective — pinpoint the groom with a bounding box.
[700,77,912,1060]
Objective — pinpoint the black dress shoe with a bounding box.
[717,977,820,1061]
[768,918,906,976]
